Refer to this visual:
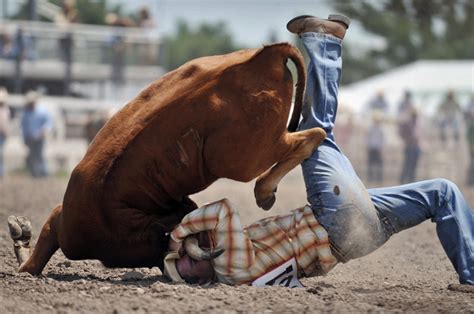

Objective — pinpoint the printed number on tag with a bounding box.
[251,258,303,288]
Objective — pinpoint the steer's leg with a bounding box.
[8,205,62,275]
[254,127,326,210]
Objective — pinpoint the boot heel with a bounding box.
[328,14,351,29]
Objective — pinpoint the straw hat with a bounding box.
[0,87,8,103]
[25,90,40,103]
[163,251,184,282]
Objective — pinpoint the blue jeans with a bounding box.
[25,137,48,177]
[298,33,474,285]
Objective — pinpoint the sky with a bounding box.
[116,0,379,49]
[2,0,374,48]
[129,0,336,46]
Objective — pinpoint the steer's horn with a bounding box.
[183,236,225,261]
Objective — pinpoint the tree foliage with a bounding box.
[70,0,109,25]
[331,0,474,84]
[161,20,242,71]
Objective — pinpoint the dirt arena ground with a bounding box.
[1,171,473,313]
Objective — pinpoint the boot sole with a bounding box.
[328,14,351,29]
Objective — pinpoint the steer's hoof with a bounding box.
[8,216,32,241]
[256,194,276,211]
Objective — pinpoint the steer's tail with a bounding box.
[285,44,306,132]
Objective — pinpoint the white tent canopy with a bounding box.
[339,60,474,116]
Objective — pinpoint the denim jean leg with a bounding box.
[33,138,47,177]
[298,33,341,137]
[298,33,387,260]
[31,140,41,177]
[369,179,474,284]
[37,139,48,177]
[27,138,47,177]
[25,140,34,176]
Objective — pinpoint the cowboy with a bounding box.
[20,91,52,177]
[164,198,336,286]
[164,14,474,290]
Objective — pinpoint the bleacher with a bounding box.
[0,19,165,98]
[0,15,166,174]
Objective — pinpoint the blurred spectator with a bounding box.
[1,27,38,61]
[397,90,418,183]
[465,94,474,186]
[105,13,134,85]
[105,12,136,28]
[465,93,474,119]
[437,90,462,143]
[0,87,10,178]
[54,0,79,25]
[0,31,13,58]
[137,6,157,63]
[138,7,154,28]
[333,103,354,152]
[1,28,37,60]
[55,0,79,63]
[367,90,389,113]
[398,108,421,184]
[21,91,53,177]
[366,111,385,183]
[398,90,414,115]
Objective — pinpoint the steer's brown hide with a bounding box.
[13,43,327,274]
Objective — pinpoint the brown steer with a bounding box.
[8,43,326,275]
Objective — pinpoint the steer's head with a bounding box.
[163,235,224,285]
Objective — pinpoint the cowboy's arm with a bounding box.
[211,201,255,280]
[170,198,234,243]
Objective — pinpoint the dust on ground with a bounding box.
[1,173,473,313]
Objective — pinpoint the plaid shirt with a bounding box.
[171,199,337,285]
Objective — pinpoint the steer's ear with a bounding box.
[163,251,184,283]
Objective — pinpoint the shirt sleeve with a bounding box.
[170,198,255,283]
[170,198,234,243]
[211,199,255,281]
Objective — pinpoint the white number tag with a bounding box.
[251,258,303,288]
